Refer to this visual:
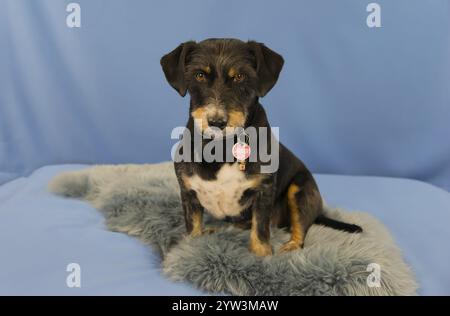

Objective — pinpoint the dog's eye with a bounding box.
[194,72,206,82]
[233,73,245,83]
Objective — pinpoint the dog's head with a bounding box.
[160,38,284,137]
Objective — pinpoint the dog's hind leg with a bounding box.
[278,175,322,253]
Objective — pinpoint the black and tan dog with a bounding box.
[161,38,362,256]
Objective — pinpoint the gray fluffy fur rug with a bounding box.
[49,162,417,295]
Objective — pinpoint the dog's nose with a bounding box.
[208,118,227,130]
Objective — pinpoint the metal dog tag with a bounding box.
[232,131,250,170]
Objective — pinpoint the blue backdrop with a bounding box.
[1,0,449,190]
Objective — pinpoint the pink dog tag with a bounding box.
[232,142,251,161]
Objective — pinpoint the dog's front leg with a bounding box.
[249,189,274,256]
[181,190,206,238]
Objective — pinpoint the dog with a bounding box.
[160,38,362,256]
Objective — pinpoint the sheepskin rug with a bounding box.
[49,162,417,295]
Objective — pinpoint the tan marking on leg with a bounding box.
[190,211,203,237]
[181,174,191,189]
[279,183,304,253]
[228,110,246,128]
[249,212,273,256]
[190,213,216,237]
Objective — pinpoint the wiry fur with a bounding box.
[49,162,417,295]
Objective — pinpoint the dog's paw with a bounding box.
[249,241,273,257]
[202,227,217,235]
[277,240,302,254]
[187,227,217,238]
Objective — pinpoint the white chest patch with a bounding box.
[184,163,261,219]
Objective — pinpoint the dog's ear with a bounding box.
[248,41,284,97]
[160,41,196,97]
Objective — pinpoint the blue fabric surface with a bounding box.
[0,165,202,295]
[0,164,449,295]
[1,0,450,190]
